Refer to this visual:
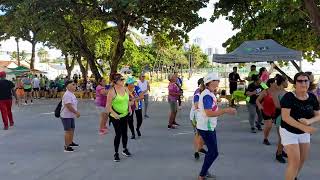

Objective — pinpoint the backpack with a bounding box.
[54,100,63,118]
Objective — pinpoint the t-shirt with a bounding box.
[248,70,258,83]
[22,77,32,89]
[130,86,143,111]
[138,80,149,95]
[246,83,263,104]
[193,88,200,104]
[229,72,240,87]
[260,72,269,82]
[40,77,46,87]
[168,82,180,102]
[32,78,40,88]
[280,92,319,134]
[197,89,218,131]
[61,90,78,118]
[95,85,107,107]
[0,79,15,100]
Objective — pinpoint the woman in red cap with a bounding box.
[0,71,18,130]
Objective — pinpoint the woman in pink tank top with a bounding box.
[95,78,109,135]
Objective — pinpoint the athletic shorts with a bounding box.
[33,88,40,92]
[169,101,177,112]
[24,88,32,92]
[40,87,46,91]
[61,118,75,131]
[280,127,310,146]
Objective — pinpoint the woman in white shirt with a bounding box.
[197,72,236,180]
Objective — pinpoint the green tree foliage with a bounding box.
[211,0,320,62]
[1,0,49,69]
[1,0,209,79]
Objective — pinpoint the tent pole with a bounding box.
[225,64,227,92]
[290,60,301,72]
[299,60,302,72]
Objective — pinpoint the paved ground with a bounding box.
[1,99,320,180]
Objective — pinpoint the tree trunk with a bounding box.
[76,56,88,84]
[30,41,36,70]
[64,53,76,79]
[15,38,20,66]
[110,21,129,73]
[304,0,320,34]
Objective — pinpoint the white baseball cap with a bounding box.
[204,72,220,84]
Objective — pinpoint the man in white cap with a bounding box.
[138,73,150,118]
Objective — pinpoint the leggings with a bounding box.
[128,109,143,136]
[110,115,129,153]
[0,99,13,128]
[198,129,219,177]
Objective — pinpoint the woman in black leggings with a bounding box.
[106,73,132,162]
[126,77,145,139]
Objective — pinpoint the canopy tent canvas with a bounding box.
[212,39,302,64]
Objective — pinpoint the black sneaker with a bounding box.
[199,148,207,154]
[263,139,271,145]
[194,152,200,160]
[131,135,136,139]
[282,151,288,158]
[168,125,176,129]
[70,142,79,147]
[251,128,257,133]
[276,154,286,163]
[295,177,298,180]
[173,122,180,126]
[257,126,263,131]
[114,153,120,162]
[122,149,131,157]
[64,146,74,152]
[136,129,141,137]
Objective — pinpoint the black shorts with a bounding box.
[33,88,40,91]
[61,118,75,131]
[262,112,273,120]
[24,88,32,92]
[40,87,46,91]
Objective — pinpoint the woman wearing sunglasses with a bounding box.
[197,72,236,180]
[106,73,132,162]
[280,72,320,180]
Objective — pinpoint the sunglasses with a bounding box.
[296,80,309,84]
[120,78,125,81]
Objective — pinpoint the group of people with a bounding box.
[13,74,67,105]
[59,73,150,163]
[1,66,320,179]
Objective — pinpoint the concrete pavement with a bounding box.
[0,99,319,180]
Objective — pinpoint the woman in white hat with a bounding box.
[197,72,237,180]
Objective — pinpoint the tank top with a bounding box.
[95,85,107,107]
[262,91,276,116]
[111,88,129,118]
